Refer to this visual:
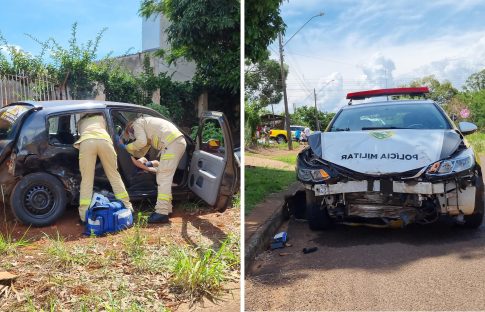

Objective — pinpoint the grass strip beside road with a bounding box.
[468,132,485,154]
[245,166,295,215]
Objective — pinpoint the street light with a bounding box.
[279,12,324,150]
[314,79,334,131]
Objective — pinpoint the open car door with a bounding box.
[188,111,238,211]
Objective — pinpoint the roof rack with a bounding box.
[346,87,429,105]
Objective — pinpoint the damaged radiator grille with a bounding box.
[345,192,419,218]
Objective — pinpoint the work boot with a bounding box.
[148,212,169,224]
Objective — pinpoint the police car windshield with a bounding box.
[330,103,451,132]
[0,105,30,140]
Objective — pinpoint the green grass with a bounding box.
[274,141,300,150]
[167,233,239,304]
[0,231,29,255]
[45,232,91,267]
[467,132,485,154]
[245,166,296,215]
[271,154,297,165]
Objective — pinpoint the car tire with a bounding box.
[10,172,67,227]
[305,189,331,230]
[276,135,287,144]
[462,175,484,229]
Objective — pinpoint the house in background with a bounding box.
[98,14,209,117]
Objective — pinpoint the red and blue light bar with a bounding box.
[346,87,429,100]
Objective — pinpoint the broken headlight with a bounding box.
[297,168,330,182]
[426,148,475,176]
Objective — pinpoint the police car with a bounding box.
[297,87,484,230]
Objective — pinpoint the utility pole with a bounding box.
[314,88,319,131]
[278,12,324,150]
[279,32,293,150]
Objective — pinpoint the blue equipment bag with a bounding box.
[84,201,133,236]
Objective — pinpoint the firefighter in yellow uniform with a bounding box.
[121,116,186,223]
[74,113,133,222]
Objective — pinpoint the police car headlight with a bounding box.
[298,168,330,182]
[427,149,475,175]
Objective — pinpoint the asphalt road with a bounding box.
[246,218,485,311]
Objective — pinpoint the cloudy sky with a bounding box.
[269,0,485,112]
[0,0,141,60]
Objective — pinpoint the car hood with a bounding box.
[309,129,462,175]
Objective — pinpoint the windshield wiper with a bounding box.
[333,128,350,131]
[361,126,406,130]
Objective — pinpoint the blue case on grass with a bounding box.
[85,201,133,236]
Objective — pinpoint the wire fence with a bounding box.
[0,71,71,106]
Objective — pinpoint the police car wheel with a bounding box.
[305,190,332,231]
[462,176,484,229]
[10,172,67,227]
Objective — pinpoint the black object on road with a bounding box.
[302,247,318,254]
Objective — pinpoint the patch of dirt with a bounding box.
[246,145,305,158]
[0,201,240,311]
[245,155,293,171]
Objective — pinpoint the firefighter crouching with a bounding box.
[74,113,133,222]
[121,116,187,224]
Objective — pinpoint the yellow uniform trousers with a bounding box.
[155,136,187,215]
[78,139,133,221]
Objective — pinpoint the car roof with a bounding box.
[340,99,436,111]
[9,100,145,112]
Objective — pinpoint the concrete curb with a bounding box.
[244,181,305,274]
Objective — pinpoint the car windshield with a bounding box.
[0,105,30,140]
[329,103,451,132]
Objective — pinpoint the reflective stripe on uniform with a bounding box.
[115,191,129,199]
[160,153,175,160]
[152,135,160,149]
[157,193,172,201]
[80,198,91,206]
[165,132,180,144]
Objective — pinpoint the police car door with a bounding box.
[188,111,238,211]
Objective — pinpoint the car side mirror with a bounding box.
[458,121,477,135]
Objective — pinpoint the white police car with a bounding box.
[297,87,484,230]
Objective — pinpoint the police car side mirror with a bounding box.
[458,121,477,136]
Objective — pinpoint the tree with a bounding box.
[139,0,240,94]
[245,0,285,63]
[403,75,458,105]
[464,69,485,92]
[245,58,286,109]
[291,106,335,131]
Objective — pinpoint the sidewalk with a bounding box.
[244,154,304,273]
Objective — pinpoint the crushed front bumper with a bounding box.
[307,178,476,216]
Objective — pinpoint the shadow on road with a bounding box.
[249,217,485,285]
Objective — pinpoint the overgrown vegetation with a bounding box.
[0,231,29,255]
[0,23,199,126]
[167,233,239,303]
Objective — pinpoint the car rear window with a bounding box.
[0,105,30,140]
[329,103,451,131]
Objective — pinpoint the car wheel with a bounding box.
[462,175,484,229]
[10,172,67,227]
[305,189,331,230]
[276,135,287,144]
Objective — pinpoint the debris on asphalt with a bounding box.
[285,243,292,247]
[279,252,291,256]
[302,247,318,254]
[270,231,288,250]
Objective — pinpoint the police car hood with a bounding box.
[308,129,461,175]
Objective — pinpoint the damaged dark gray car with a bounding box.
[0,101,238,226]
[297,87,484,230]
